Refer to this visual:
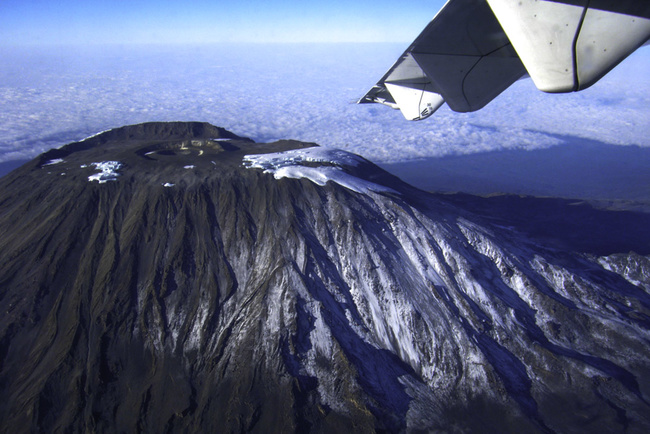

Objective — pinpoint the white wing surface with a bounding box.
[359,0,650,120]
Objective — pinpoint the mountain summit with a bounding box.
[1,122,649,432]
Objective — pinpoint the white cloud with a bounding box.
[0,44,648,165]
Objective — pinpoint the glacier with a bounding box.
[243,147,396,194]
[87,161,123,183]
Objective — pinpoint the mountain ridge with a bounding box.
[0,122,649,432]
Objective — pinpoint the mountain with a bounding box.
[1,122,649,433]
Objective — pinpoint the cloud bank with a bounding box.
[1,43,649,165]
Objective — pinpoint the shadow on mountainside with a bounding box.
[381,139,650,210]
[437,192,650,256]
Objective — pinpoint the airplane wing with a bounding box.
[358,0,650,120]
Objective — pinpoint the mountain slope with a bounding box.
[0,122,649,433]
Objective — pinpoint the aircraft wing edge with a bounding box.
[486,0,650,92]
[358,0,650,120]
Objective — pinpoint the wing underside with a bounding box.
[359,0,650,120]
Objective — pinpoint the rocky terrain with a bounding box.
[0,122,649,433]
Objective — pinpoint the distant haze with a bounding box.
[1,44,648,163]
[0,1,649,201]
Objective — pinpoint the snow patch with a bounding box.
[184,165,195,169]
[162,183,175,187]
[88,161,122,183]
[79,128,112,143]
[43,158,64,166]
[243,147,395,194]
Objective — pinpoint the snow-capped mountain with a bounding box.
[0,122,649,433]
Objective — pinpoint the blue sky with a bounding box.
[1,0,446,45]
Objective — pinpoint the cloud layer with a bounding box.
[1,43,649,165]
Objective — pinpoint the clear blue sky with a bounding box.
[0,0,446,45]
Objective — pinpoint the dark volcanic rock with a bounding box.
[0,122,649,433]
